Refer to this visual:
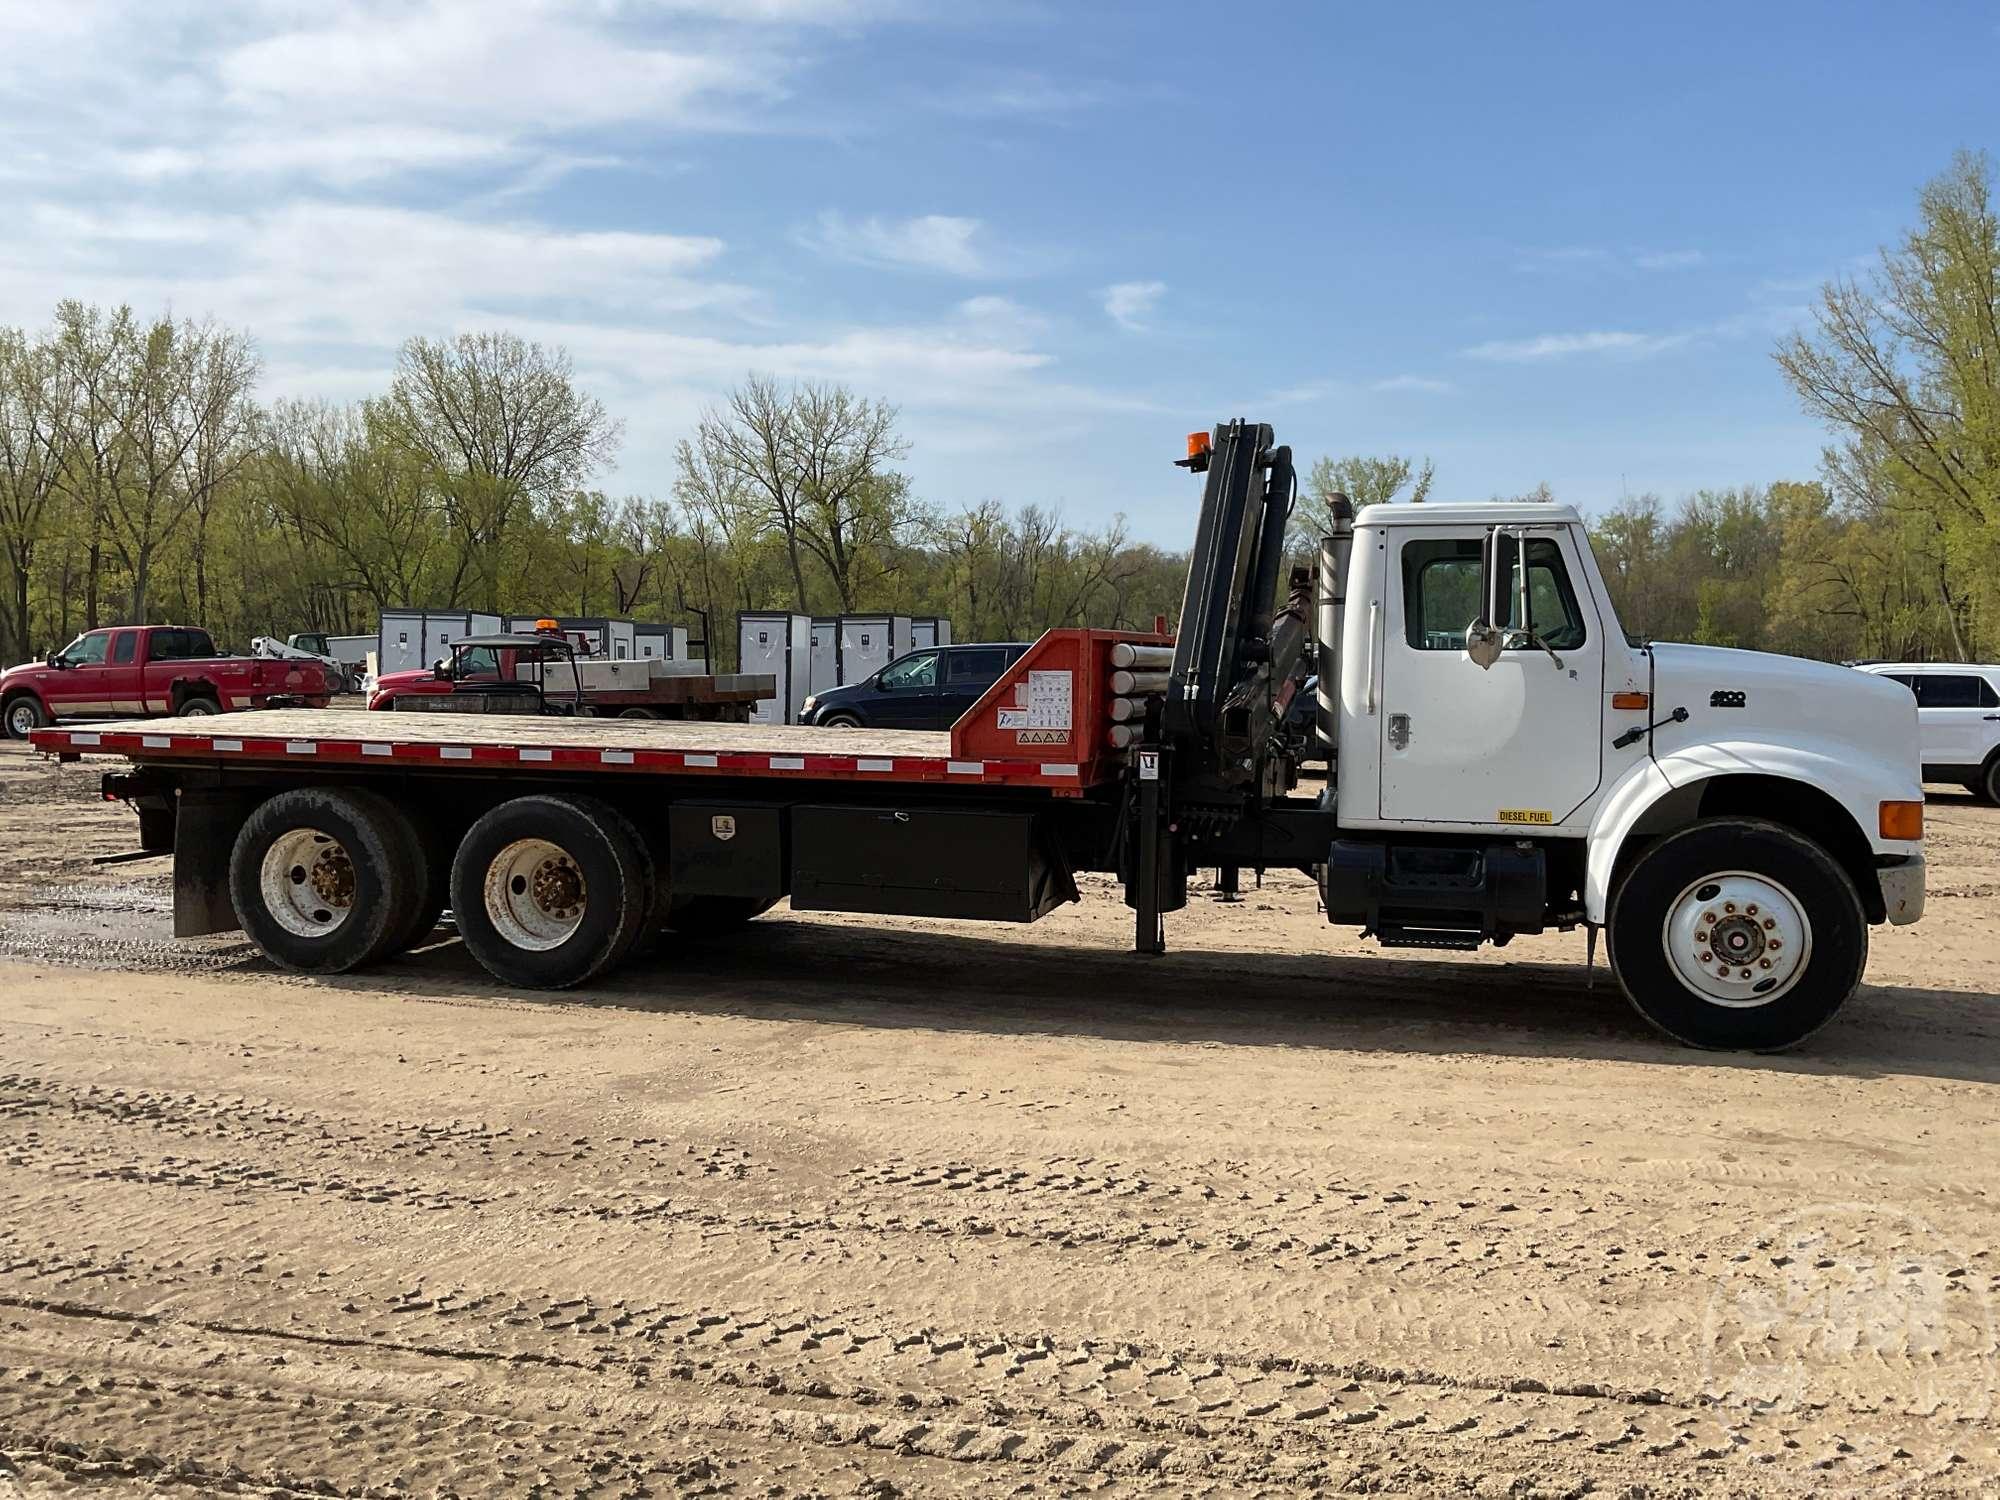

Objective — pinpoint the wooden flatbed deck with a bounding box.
[33,710,1099,792]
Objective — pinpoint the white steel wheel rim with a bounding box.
[7,702,36,735]
[1662,870,1812,1008]
[483,838,588,951]
[259,829,357,939]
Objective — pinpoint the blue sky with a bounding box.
[2,0,1995,543]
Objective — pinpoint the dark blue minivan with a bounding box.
[801,642,1031,730]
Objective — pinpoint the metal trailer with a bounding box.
[737,613,813,724]
[375,610,504,676]
[909,616,953,651]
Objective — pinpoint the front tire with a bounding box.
[819,712,861,729]
[450,795,652,988]
[229,788,425,973]
[4,696,48,739]
[1608,818,1867,1051]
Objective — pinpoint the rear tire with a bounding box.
[1608,817,1866,1051]
[1979,754,2000,807]
[617,707,658,720]
[4,696,47,739]
[229,788,423,973]
[662,894,778,934]
[450,794,652,988]
[176,694,221,717]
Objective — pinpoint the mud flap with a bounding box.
[174,790,259,937]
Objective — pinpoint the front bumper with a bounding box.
[1877,853,1925,925]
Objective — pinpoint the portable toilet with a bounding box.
[837,614,912,685]
[809,618,839,695]
[909,616,953,651]
[738,613,813,724]
[377,609,502,675]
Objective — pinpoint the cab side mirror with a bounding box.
[1465,526,1507,670]
[45,653,63,669]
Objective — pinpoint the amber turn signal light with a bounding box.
[1878,800,1923,841]
[1611,691,1650,711]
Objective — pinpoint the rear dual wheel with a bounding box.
[450,794,653,989]
[229,788,434,973]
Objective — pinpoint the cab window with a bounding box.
[58,632,111,666]
[879,651,938,689]
[1402,536,1587,652]
[455,646,502,679]
[110,631,138,665]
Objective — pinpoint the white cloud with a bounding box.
[1101,280,1165,331]
[800,212,989,275]
[1462,330,1691,362]
[1372,374,1454,394]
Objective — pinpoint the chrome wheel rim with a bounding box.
[259,829,356,939]
[483,838,587,951]
[1663,870,1812,1008]
[7,703,36,736]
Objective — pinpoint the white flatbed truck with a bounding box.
[38,420,1926,1050]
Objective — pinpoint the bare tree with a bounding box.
[377,332,622,609]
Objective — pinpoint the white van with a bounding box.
[1855,662,2000,802]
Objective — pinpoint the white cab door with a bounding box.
[1378,525,1605,827]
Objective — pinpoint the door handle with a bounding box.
[1985,715,2000,721]
[1364,601,1380,715]
[1387,712,1411,750]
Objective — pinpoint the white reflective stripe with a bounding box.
[947,760,983,775]
[69,732,101,746]
[213,739,242,752]
[362,743,392,756]
[684,753,718,767]
[769,756,805,770]
[142,735,170,748]
[286,741,317,755]
[857,758,893,772]
[518,748,553,762]
[440,746,472,760]
[601,750,634,765]
[1041,764,1080,777]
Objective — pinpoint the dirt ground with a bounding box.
[0,740,1996,1497]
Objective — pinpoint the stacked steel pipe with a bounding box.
[1106,640,1173,749]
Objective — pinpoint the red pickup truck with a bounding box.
[3,625,333,739]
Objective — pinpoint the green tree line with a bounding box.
[3,153,1995,670]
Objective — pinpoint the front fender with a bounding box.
[1584,732,1919,922]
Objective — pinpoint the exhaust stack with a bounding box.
[1315,494,1355,758]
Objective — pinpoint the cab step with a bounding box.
[1373,926,1485,951]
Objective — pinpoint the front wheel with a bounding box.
[4,696,48,739]
[819,712,861,729]
[1607,818,1867,1051]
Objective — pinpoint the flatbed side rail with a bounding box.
[29,723,1095,793]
